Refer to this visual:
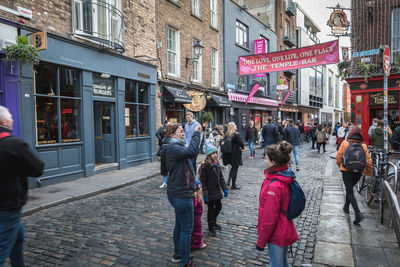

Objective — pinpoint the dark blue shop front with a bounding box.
[19,31,157,187]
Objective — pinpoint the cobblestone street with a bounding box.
[21,144,333,267]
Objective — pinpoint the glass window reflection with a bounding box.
[36,97,58,144]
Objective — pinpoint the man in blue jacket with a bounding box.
[283,119,301,171]
[261,117,279,156]
[184,112,201,174]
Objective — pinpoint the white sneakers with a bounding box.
[159,182,167,188]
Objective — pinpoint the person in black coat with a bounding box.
[245,120,258,159]
[262,117,279,155]
[283,119,301,171]
[392,125,400,151]
[158,123,201,266]
[222,122,244,189]
[200,143,228,236]
[156,120,169,146]
[0,105,44,266]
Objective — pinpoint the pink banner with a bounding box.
[254,39,266,78]
[245,83,260,106]
[281,91,291,106]
[239,40,339,75]
[228,92,278,107]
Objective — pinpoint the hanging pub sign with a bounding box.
[183,90,206,112]
[239,40,339,76]
[327,9,350,35]
[369,91,398,106]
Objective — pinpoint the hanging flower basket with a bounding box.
[4,35,39,66]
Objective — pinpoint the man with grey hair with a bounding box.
[0,105,44,266]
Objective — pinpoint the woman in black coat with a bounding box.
[222,122,244,189]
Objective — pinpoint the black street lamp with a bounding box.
[185,41,204,68]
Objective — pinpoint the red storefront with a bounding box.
[346,74,400,144]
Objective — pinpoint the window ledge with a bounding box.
[210,25,219,32]
[167,0,181,8]
[166,75,182,83]
[235,43,250,51]
[191,13,203,22]
[191,80,203,86]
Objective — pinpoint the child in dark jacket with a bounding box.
[191,180,206,249]
[200,144,229,237]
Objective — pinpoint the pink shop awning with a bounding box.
[228,92,278,107]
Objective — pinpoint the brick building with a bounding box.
[346,0,400,142]
[0,0,159,186]
[156,0,225,129]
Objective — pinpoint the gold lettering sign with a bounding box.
[183,90,206,112]
[369,92,398,106]
[31,31,47,51]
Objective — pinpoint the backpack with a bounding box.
[268,178,306,220]
[220,137,233,154]
[342,141,367,172]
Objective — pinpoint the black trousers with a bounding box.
[311,139,316,149]
[342,172,362,214]
[229,165,239,186]
[317,142,326,153]
[207,199,222,228]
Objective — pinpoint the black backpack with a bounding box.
[342,141,367,172]
[220,137,233,154]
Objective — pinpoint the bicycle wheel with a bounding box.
[365,175,375,205]
[357,174,366,194]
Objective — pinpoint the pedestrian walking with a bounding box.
[222,122,244,189]
[262,117,279,156]
[0,105,45,267]
[157,145,168,189]
[274,117,283,143]
[191,180,206,249]
[336,127,372,225]
[316,125,327,154]
[184,111,201,174]
[156,120,169,188]
[199,144,228,237]
[256,141,299,267]
[336,122,349,150]
[310,124,317,151]
[392,124,400,151]
[160,123,201,267]
[368,118,378,143]
[371,119,392,150]
[245,120,258,159]
[283,119,301,171]
[325,123,332,144]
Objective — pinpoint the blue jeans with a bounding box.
[168,196,194,267]
[163,175,168,184]
[248,139,255,157]
[190,155,198,174]
[292,145,299,167]
[0,209,25,267]
[268,243,289,267]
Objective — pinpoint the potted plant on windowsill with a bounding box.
[4,35,39,69]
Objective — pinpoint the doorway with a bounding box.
[93,101,116,165]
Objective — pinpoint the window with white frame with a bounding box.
[192,0,201,17]
[210,0,218,28]
[236,21,248,48]
[392,8,400,60]
[167,27,180,77]
[211,49,218,87]
[192,39,202,83]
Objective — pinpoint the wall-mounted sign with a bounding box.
[93,74,115,97]
[342,47,349,61]
[369,91,398,106]
[183,90,206,112]
[254,39,266,78]
[137,72,150,79]
[356,95,362,103]
[17,6,33,19]
[352,49,379,58]
[31,31,47,51]
[327,9,350,35]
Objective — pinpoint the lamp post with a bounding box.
[185,41,204,68]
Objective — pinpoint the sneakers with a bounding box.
[296,167,299,172]
[159,182,167,188]
[249,156,253,159]
[214,223,222,230]
[171,253,181,263]
[209,228,217,237]
[343,205,350,214]
[200,243,207,249]
[231,185,241,190]
[353,213,364,225]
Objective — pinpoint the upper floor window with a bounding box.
[210,0,218,28]
[167,27,180,77]
[192,39,202,83]
[211,49,218,87]
[192,0,201,17]
[392,8,400,60]
[236,21,248,48]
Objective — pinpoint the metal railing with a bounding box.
[283,29,296,46]
[285,0,296,16]
[71,0,125,51]
[383,180,400,246]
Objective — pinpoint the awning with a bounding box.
[228,92,278,107]
[209,94,231,107]
[163,85,192,103]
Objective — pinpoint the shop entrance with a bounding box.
[370,107,399,129]
[93,101,116,165]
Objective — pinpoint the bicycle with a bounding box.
[357,146,377,194]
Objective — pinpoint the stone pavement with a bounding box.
[12,142,400,266]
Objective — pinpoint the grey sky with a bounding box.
[295,0,351,48]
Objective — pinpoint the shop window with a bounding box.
[125,79,150,138]
[93,73,115,97]
[34,62,82,145]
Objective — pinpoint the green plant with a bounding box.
[358,62,376,83]
[391,54,400,73]
[337,61,351,80]
[4,35,40,66]
[201,111,214,123]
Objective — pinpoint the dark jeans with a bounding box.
[229,165,239,187]
[317,142,326,153]
[207,200,222,229]
[342,172,362,214]
[190,154,198,174]
[167,196,194,267]
[311,139,316,149]
[0,208,25,267]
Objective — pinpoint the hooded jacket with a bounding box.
[160,131,200,198]
[199,162,228,201]
[257,166,299,248]
[371,127,391,150]
[336,134,373,176]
